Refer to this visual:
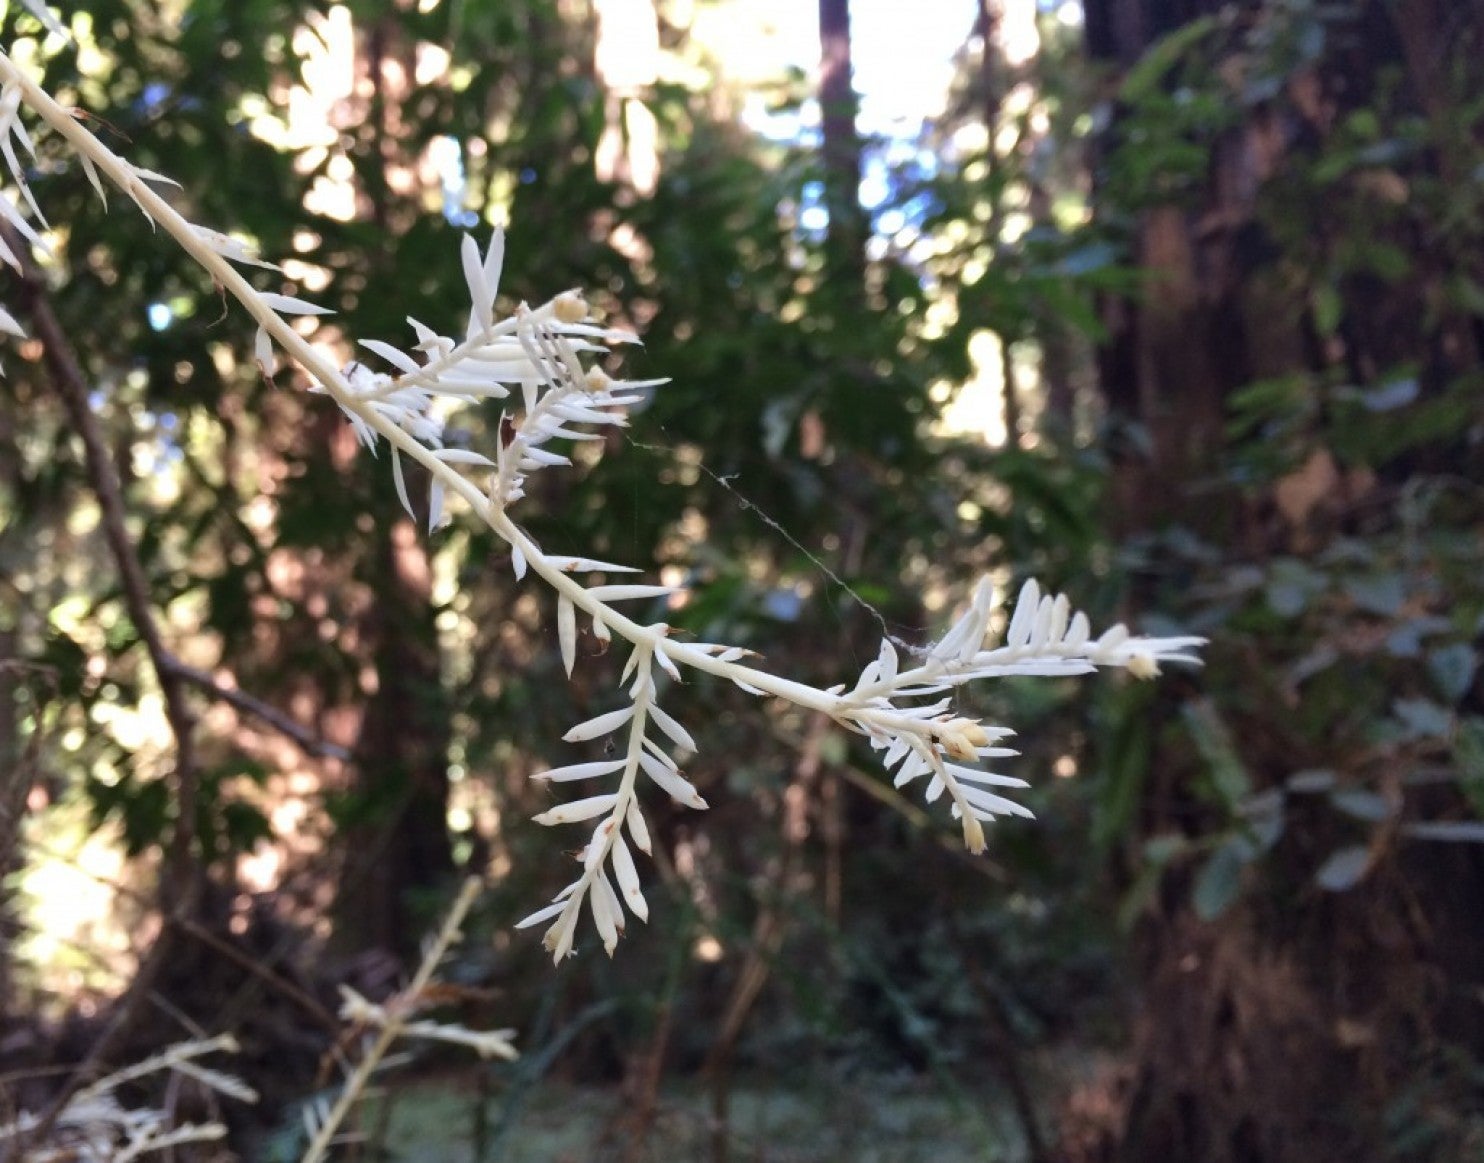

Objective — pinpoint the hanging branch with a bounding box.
[0,48,1205,971]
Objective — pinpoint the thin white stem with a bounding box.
[0,51,884,742]
[0,53,1204,958]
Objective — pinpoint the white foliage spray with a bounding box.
[0,38,1203,977]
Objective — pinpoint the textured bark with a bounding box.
[1081,3,1484,1160]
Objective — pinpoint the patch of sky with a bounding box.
[739,0,972,246]
[798,180,828,239]
[861,137,943,240]
[430,135,479,229]
[139,82,171,114]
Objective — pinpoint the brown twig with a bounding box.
[6,226,203,1157]
[11,247,203,880]
[162,656,349,761]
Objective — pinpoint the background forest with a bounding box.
[1,0,1482,1160]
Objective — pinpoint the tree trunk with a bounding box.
[329,13,454,956]
[818,0,866,291]
[1081,3,1484,1160]
[336,515,453,956]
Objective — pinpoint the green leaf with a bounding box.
[1392,698,1453,740]
[1315,845,1373,892]
[39,631,90,700]
[1093,685,1153,853]
[222,802,273,851]
[1312,284,1342,338]
[1239,789,1285,851]
[1193,839,1247,920]
[1343,573,1405,617]
[1329,787,1392,823]
[1182,700,1251,809]
[1427,644,1478,704]
[1143,833,1189,864]
[1266,559,1323,618]
[1120,17,1219,103]
[1286,768,1337,794]
[1455,718,1484,818]
[1401,821,1484,844]
[1334,379,1418,413]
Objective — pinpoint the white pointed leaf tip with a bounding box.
[590,875,621,953]
[611,835,648,921]
[649,703,696,753]
[361,338,421,374]
[1031,595,1056,648]
[253,327,274,375]
[640,754,707,809]
[1048,594,1071,644]
[626,799,652,854]
[585,584,679,602]
[260,292,333,316]
[532,794,618,826]
[547,555,641,574]
[546,908,579,962]
[878,639,898,682]
[1007,578,1039,647]
[79,156,106,207]
[535,759,626,783]
[434,449,497,467]
[654,649,682,683]
[191,225,282,271]
[391,447,414,520]
[482,230,505,294]
[562,705,635,742]
[462,233,494,326]
[558,595,577,677]
[129,164,182,188]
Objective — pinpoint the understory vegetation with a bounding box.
[1,1,1481,1160]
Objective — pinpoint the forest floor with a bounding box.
[358,1068,1036,1162]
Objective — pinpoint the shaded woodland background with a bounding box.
[2,0,1483,1159]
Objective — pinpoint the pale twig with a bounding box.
[0,51,1205,965]
[299,877,485,1163]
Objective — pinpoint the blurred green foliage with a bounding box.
[2,0,1481,1157]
